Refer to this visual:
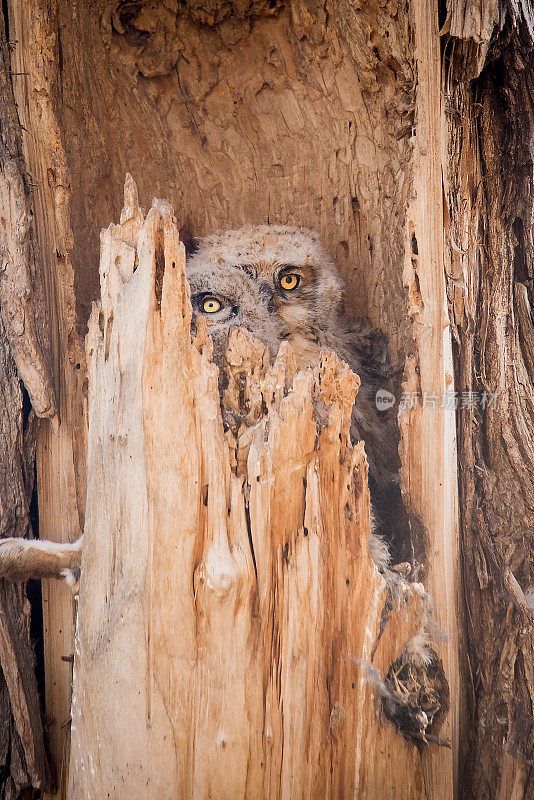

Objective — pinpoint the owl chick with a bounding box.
[187,225,405,572]
[187,226,341,359]
[188,226,392,471]
[0,226,403,582]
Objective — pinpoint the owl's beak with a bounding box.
[258,281,273,300]
[259,282,275,313]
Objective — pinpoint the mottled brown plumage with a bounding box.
[187,225,403,572]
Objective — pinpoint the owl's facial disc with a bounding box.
[268,264,318,328]
[186,226,343,362]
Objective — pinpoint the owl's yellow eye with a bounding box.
[202,297,222,313]
[280,273,300,291]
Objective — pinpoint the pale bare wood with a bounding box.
[8,2,419,794]
[68,188,433,799]
[8,3,89,795]
[2,0,532,795]
[37,437,81,800]
[401,0,460,795]
[445,0,500,43]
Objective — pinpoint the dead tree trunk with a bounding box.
[68,181,440,799]
[0,5,56,796]
[0,0,532,798]
[443,4,534,798]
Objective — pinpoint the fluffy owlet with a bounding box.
[187,225,407,570]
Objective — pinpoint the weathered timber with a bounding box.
[0,5,55,795]
[0,6,56,423]
[6,3,461,793]
[7,2,88,792]
[399,1,460,794]
[443,10,534,799]
[68,187,438,800]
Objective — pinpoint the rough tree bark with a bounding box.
[443,3,534,798]
[0,4,56,796]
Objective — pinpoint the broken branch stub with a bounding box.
[69,181,433,799]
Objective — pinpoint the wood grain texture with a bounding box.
[7,3,88,794]
[40,0,417,363]
[399,1,460,797]
[443,14,534,800]
[0,6,54,795]
[0,8,56,423]
[445,0,501,42]
[68,187,434,799]
[6,4,417,787]
[6,0,461,796]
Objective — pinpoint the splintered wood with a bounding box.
[69,183,431,799]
